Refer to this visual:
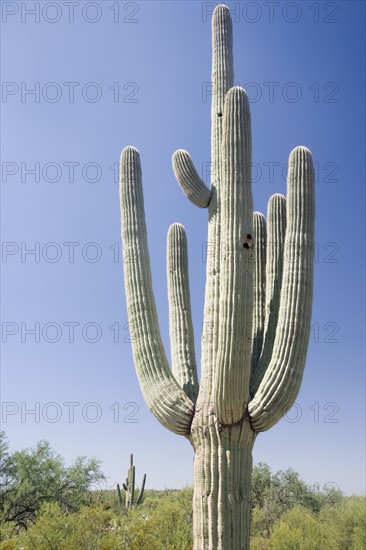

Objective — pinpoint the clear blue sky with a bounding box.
[1,1,365,496]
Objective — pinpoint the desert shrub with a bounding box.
[13,502,122,550]
[250,497,366,550]
[0,433,105,530]
[318,496,366,549]
[270,506,320,549]
[117,487,193,550]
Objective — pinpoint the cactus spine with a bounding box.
[117,454,146,509]
[119,5,314,549]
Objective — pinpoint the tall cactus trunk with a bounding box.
[192,421,255,550]
[119,4,315,549]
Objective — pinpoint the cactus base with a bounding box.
[191,414,255,550]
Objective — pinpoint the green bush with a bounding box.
[12,503,122,550]
[270,506,321,549]
[1,435,364,550]
[250,497,366,550]
[2,493,365,550]
[0,433,105,530]
[116,487,193,550]
[318,496,366,549]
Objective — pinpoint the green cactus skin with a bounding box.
[116,483,123,507]
[136,473,146,506]
[121,454,146,509]
[167,223,199,402]
[119,5,314,549]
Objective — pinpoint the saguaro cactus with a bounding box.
[117,453,146,508]
[119,5,314,549]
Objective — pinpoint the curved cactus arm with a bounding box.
[120,146,195,435]
[248,147,315,431]
[167,223,199,402]
[250,194,286,395]
[214,87,253,425]
[136,473,146,505]
[250,212,267,374]
[172,150,212,208]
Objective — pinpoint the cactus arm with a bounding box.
[120,146,195,435]
[250,194,286,395]
[167,223,199,402]
[117,483,123,506]
[214,87,253,424]
[248,147,315,431]
[250,212,267,374]
[171,4,234,215]
[136,473,146,505]
[172,150,212,208]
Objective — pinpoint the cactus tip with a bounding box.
[213,4,230,15]
[120,145,140,161]
[290,145,312,157]
[168,222,186,233]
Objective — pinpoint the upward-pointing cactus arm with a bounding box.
[214,87,253,425]
[251,212,267,374]
[172,150,212,208]
[250,194,286,395]
[249,147,315,431]
[136,473,146,505]
[120,146,195,435]
[167,223,199,402]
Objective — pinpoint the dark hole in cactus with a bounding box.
[244,234,253,250]
[218,112,222,117]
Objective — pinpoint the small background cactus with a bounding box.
[117,453,146,509]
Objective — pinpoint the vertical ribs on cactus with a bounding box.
[119,4,315,549]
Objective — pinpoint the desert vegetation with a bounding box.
[1,434,364,550]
